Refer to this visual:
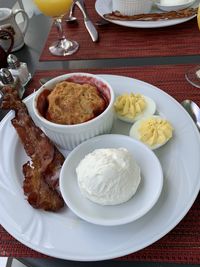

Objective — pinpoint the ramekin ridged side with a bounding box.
[37,108,114,150]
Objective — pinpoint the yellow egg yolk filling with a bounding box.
[114,93,146,119]
[139,117,173,147]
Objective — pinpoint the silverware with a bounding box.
[76,0,98,42]
[66,0,98,42]
[65,0,78,23]
[78,0,98,42]
[181,100,200,131]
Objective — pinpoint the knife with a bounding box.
[75,0,98,42]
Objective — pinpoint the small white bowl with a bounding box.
[155,0,195,12]
[60,134,163,226]
[112,0,153,16]
[32,73,115,150]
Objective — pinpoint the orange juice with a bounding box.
[34,0,72,17]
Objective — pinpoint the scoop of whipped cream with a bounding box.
[76,148,141,205]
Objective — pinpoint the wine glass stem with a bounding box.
[54,18,66,41]
[49,16,79,56]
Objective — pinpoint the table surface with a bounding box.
[1,2,200,267]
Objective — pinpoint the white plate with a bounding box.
[0,74,200,261]
[60,134,163,226]
[95,0,199,28]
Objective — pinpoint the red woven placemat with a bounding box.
[1,64,200,263]
[39,0,200,62]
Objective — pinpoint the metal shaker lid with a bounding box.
[0,68,14,84]
[7,54,20,69]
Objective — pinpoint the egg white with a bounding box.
[129,115,172,150]
[116,96,156,123]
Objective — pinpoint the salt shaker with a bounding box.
[0,68,25,99]
[7,54,31,86]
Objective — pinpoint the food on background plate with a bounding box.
[114,92,156,123]
[129,115,173,150]
[76,148,141,205]
[104,7,197,21]
[40,81,107,125]
[112,0,153,16]
[0,86,65,211]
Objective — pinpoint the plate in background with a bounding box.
[95,0,199,28]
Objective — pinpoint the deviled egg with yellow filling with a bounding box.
[129,115,173,150]
[114,93,156,123]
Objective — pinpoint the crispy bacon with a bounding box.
[0,86,65,211]
[104,7,197,21]
[23,162,64,211]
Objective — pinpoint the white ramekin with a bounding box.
[112,0,153,16]
[33,73,115,150]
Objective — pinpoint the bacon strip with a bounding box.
[0,86,65,211]
[104,7,197,21]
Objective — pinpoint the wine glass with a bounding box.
[185,4,200,87]
[33,0,79,56]
[185,65,200,88]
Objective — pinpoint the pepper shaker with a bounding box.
[7,54,32,86]
[0,68,25,99]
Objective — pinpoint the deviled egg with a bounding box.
[129,115,173,150]
[114,93,156,123]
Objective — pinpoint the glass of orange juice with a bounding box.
[185,4,200,87]
[34,0,79,56]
